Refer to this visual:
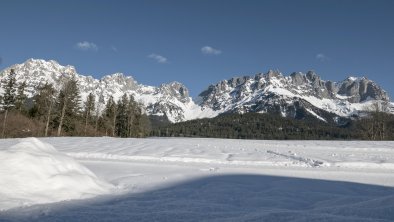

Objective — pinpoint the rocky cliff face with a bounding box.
[0,59,392,123]
[290,71,390,103]
[197,70,393,122]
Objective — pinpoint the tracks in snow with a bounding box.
[66,151,326,169]
[266,150,325,167]
[65,148,394,170]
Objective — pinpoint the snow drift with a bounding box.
[0,138,113,211]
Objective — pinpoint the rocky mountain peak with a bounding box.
[265,69,282,79]
[306,70,319,81]
[290,72,306,86]
[101,73,138,91]
[338,76,389,103]
[159,81,190,103]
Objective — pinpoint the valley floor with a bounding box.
[0,137,394,221]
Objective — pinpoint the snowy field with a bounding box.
[0,137,394,221]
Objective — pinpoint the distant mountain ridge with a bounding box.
[0,59,393,123]
[0,59,210,122]
[197,70,393,123]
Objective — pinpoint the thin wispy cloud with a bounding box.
[316,53,330,62]
[75,41,98,51]
[111,46,118,52]
[201,46,222,55]
[148,53,168,64]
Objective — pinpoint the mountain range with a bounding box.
[0,59,393,123]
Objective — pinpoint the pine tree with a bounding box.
[115,94,128,137]
[104,95,117,136]
[56,77,80,136]
[94,91,105,135]
[2,69,17,109]
[126,95,137,137]
[15,81,27,113]
[1,69,17,138]
[83,92,95,135]
[33,83,56,136]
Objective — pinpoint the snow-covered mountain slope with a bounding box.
[197,70,394,122]
[0,59,214,122]
[0,59,393,123]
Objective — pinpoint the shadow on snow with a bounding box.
[1,174,394,222]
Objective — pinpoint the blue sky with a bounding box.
[0,0,393,98]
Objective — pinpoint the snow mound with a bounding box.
[0,138,113,211]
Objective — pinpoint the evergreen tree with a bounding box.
[32,83,56,136]
[115,94,129,137]
[15,81,27,113]
[126,95,137,137]
[104,95,117,136]
[1,69,17,109]
[83,92,95,135]
[95,91,105,135]
[1,69,17,138]
[56,77,80,136]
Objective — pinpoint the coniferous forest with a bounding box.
[151,112,394,140]
[1,69,393,140]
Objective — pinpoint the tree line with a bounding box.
[0,69,151,138]
[151,111,394,140]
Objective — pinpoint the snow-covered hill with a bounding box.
[0,59,393,123]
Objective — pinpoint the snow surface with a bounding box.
[306,108,327,122]
[1,137,394,221]
[0,138,113,211]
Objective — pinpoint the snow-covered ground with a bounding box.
[0,138,113,211]
[1,137,394,221]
